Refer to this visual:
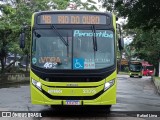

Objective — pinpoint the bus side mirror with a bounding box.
[20,32,25,48]
[116,17,118,21]
[118,38,124,51]
[19,24,30,49]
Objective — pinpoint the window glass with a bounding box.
[32,29,72,69]
[73,30,114,69]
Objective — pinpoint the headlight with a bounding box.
[32,79,42,91]
[104,79,115,91]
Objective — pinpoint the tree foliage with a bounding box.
[115,0,160,29]
[0,0,70,72]
[114,0,160,76]
[100,0,116,13]
[71,0,98,11]
[131,29,160,74]
[1,0,159,76]
[0,0,99,73]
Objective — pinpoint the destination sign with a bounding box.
[37,14,110,24]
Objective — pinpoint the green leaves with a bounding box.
[0,0,71,72]
[113,0,160,76]
[72,0,98,11]
[0,0,71,50]
[115,0,160,29]
[129,29,160,76]
[0,4,15,15]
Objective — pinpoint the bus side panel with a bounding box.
[30,70,45,104]
[31,84,44,104]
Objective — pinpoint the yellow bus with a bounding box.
[20,11,123,109]
[129,60,143,78]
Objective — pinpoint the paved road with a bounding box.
[0,75,160,119]
[113,75,160,111]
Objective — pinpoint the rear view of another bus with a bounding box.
[129,61,143,78]
[145,65,154,76]
[142,61,154,76]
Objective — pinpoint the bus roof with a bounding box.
[33,10,113,16]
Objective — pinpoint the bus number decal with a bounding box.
[83,89,96,94]
[48,89,62,94]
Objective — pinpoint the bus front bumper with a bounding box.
[31,83,116,106]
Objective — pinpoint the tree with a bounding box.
[0,4,14,72]
[114,0,160,76]
[115,0,160,29]
[0,0,70,72]
[71,0,98,10]
[100,0,116,13]
[131,29,160,76]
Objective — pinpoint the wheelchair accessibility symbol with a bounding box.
[73,58,84,69]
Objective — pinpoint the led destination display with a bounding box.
[37,14,110,24]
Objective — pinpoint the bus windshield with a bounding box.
[32,28,114,70]
[129,64,142,72]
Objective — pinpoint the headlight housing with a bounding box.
[104,79,115,91]
[32,79,42,91]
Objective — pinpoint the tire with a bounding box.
[139,76,142,78]
[105,105,111,113]
[95,105,111,112]
[50,105,62,110]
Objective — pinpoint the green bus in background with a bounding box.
[129,60,143,78]
[20,10,123,109]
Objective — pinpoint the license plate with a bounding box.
[66,100,80,105]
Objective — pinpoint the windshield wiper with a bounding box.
[51,25,68,46]
[67,33,69,57]
[91,25,97,51]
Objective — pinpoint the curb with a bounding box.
[151,76,160,94]
[0,80,29,85]
[0,73,30,85]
